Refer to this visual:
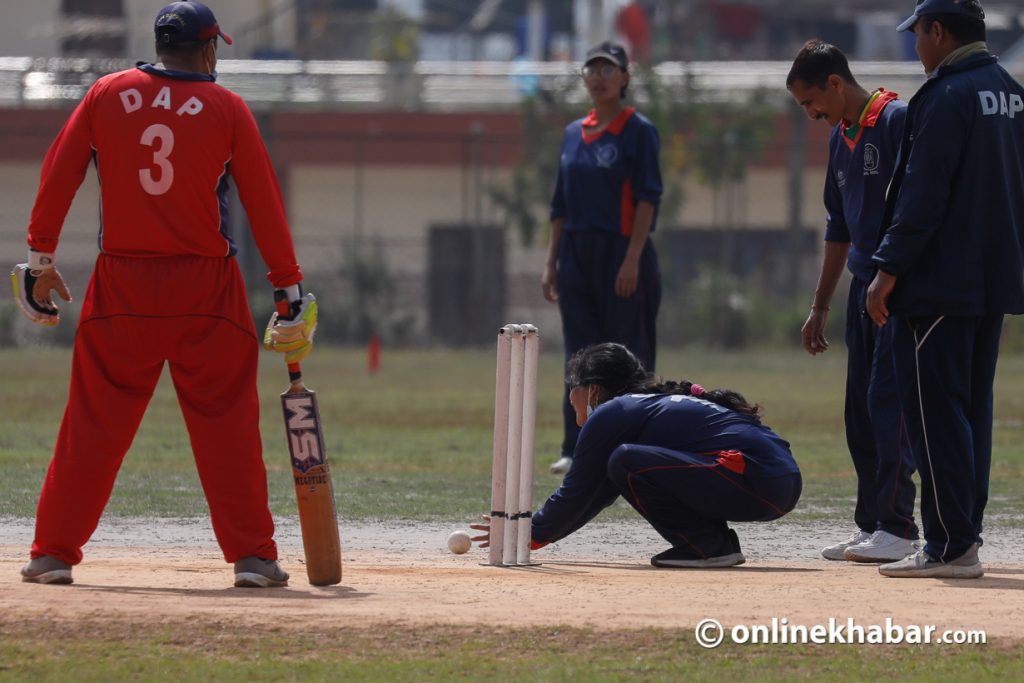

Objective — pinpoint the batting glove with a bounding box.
[10,251,71,327]
[263,291,318,364]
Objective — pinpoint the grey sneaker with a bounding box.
[843,530,921,563]
[234,557,289,588]
[821,530,872,561]
[878,544,983,579]
[21,556,73,585]
[549,456,572,476]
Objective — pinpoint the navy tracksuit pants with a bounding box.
[845,277,918,539]
[558,230,660,457]
[606,445,802,559]
[890,313,1003,562]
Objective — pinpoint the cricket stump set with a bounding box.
[488,324,540,566]
[276,319,540,578]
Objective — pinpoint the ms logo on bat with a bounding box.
[283,394,326,473]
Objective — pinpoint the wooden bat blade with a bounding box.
[282,386,342,586]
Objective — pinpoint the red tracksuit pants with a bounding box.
[31,254,278,565]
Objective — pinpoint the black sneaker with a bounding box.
[651,544,744,569]
[727,528,746,565]
[21,556,73,585]
[234,557,289,587]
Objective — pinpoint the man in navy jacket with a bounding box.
[867,0,1024,579]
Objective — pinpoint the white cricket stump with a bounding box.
[487,323,540,567]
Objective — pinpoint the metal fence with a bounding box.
[0,57,935,110]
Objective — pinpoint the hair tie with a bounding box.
[690,383,705,398]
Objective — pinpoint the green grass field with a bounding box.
[1,346,1022,681]
[2,346,1021,524]
[3,621,1023,683]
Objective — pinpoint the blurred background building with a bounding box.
[2,1,1023,347]
[5,1,1022,62]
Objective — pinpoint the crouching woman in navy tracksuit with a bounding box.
[475,343,802,568]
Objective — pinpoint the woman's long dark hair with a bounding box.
[566,343,763,423]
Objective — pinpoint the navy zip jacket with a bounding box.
[871,52,1024,316]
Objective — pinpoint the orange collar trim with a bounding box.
[840,89,899,151]
[582,107,636,144]
[859,88,898,128]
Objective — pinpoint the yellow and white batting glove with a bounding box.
[263,288,318,364]
[10,251,71,327]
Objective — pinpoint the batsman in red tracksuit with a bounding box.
[14,42,309,571]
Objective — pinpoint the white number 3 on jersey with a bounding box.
[139,124,174,195]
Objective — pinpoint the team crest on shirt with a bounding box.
[595,144,618,168]
[863,144,880,176]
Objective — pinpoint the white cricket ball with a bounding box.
[447,530,472,555]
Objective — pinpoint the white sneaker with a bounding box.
[844,530,920,563]
[821,530,871,561]
[879,544,983,579]
[549,456,572,475]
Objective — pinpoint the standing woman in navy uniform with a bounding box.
[542,42,663,476]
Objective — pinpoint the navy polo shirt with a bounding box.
[823,90,906,282]
[550,107,663,236]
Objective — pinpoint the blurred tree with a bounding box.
[369,8,422,109]
[322,237,412,345]
[685,88,777,347]
[487,89,572,248]
[687,91,775,190]
[368,7,420,62]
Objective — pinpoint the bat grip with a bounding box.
[275,297,303,384]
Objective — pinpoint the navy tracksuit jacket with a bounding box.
[872,52,1024,562]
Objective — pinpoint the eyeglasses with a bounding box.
[581,64,622,79]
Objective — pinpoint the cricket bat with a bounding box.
[276,297,342,586]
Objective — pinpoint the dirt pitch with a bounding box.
[1,518,1021,643]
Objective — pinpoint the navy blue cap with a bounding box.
[897,0,985,32]
[155,1,233,45]
[585,41,629,69]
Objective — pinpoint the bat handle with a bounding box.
[275,296,304,387]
